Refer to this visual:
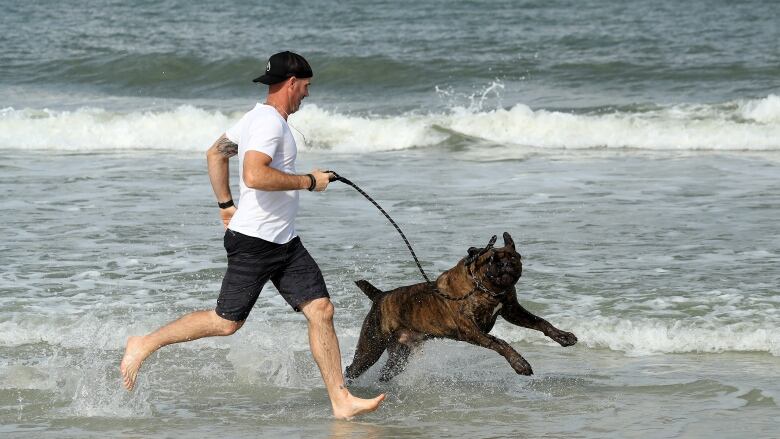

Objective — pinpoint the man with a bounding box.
[120,51,385,419]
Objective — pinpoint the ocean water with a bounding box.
[1,0,779,438]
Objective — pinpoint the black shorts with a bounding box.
[216,229,329,321]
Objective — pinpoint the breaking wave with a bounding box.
[1,95,778,152]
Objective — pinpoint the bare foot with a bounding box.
[120,336,148,391]
[332,392,386,420]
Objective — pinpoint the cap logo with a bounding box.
[266,61,271,72]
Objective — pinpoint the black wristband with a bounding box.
[218,199,234,209]
[306,173,316,191]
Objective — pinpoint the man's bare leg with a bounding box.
[301,298,385,419]
[120,310,243,391]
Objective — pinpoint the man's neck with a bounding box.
[264,98,289,120]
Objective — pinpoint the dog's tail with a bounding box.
[355,280,384,302]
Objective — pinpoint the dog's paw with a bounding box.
[551,330,578,347]
[510,358,533,376]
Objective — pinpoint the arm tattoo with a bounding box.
[217,137,238,158]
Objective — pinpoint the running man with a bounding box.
[120,51,385,419]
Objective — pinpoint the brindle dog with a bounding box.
[345,232,577,382]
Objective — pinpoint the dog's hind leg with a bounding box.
[345,336,387,382]
[345,310,388,382]
[378,341,412,382]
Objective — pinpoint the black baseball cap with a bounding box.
[252,51,313,85]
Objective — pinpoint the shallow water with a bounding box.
[1,148,778,438]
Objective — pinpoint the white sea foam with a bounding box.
[739,94,780,123]
[2,96,778,153]
[0,105,233,152]
[495,317,780,356]
[1,312,778,358]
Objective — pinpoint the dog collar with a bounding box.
[429,262,505,301]
[467,263,504,298]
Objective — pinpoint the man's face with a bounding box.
[288,77,310,114]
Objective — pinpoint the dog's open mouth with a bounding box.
[493,271,521,287]
[501,271,521,284]
[487,271,520,288]
[485,257,522,288]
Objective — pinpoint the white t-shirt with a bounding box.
[225,103,299,244]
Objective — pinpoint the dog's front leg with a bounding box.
[500,299,577,347]
[459,328,533,375]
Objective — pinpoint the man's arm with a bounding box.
[243,150,332,191]
[206,134,238,228]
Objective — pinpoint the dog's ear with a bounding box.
[503,232,515,251]
[486,235,497,249]
[465,247,482,265]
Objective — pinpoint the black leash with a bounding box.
[328,172,507,302]
[328,171,433,284]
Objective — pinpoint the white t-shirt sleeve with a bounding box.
[244,117,283,159]
[225,119,241,144]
